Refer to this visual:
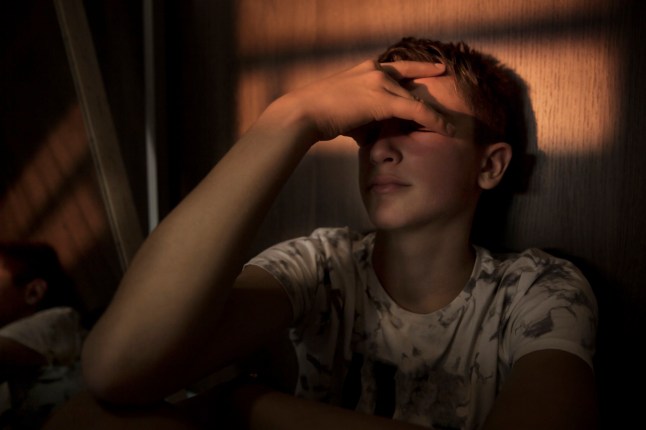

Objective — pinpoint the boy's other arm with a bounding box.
[482,349,598,430]
[233,384,428,430]
[228,351,597,430]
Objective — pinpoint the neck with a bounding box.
[372,222,476,314]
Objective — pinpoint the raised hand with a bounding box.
[255,60,452,144]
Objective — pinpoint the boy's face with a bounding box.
[0,260,30,326]
[358,74,486,232]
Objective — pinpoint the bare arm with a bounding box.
[233,384,427,430]
[81,60,450,405]
[225,349,597,430]
[482,349,598,430]
[0,336,47,382]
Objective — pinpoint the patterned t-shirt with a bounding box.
[247,227,598,430]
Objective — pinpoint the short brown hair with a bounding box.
[378,37,529,151]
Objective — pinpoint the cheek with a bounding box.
[408,141,467,174]
[409,144,481,194]
[357,148,372,184]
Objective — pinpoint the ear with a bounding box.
[478,142,512,190]
[23,279,47,306]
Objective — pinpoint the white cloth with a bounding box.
[0,307,85,429]
[0,307,82,366]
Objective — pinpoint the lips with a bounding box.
[366,174,410,193]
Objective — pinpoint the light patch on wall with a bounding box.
[237,0,612,57]
[477,34,619,155]
[238,33,618,158]
[0,103,108,268]
[30,178,106,269]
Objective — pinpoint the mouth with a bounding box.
[366,175,411,194]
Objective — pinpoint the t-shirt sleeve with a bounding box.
[245,232,326,324]
[245,227,360,327]
[502,251,598,369]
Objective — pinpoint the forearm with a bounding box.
[234,385,426,430]
[82,106,315,404]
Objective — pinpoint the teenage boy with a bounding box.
[82,38,598,430]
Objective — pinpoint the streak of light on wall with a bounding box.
[478,35,619,155]
[237,36,617,158]
[236,0,611,57]
[235,0,617,158]
[0,104,108,269]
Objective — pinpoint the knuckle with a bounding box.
[358,59,379,71]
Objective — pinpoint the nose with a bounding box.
[367,121,402,165]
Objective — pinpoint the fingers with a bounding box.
[347,98,454,143]
[370,62,453,136]
[390,96,455,136]
[293,59,453,141]
[379,60,446,81]
[346,122,379,146]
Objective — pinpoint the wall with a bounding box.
[0,0,144,320]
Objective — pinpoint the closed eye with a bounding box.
[412,127,437,133]
[402,120,438,134]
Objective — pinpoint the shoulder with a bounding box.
[308,227,370,247]
[479,247,597,317]
[250,227,371,262]
[0,307,81,337]
[247,228,372,321]
[481,246,579,272]
[0,307,84,365]
[26,307,80,325]
[478,247,594,297]
[246,227,371,280]
[478,248,598,367]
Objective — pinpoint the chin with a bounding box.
[364,201,423,231]
[367,213,408,231]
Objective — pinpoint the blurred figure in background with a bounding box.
[0,242,86,429]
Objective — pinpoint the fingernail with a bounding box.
[446,123,456,136]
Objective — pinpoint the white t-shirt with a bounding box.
[247,227,598,430]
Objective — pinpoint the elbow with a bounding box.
[81,332,162,406]
[81,342,134,405]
